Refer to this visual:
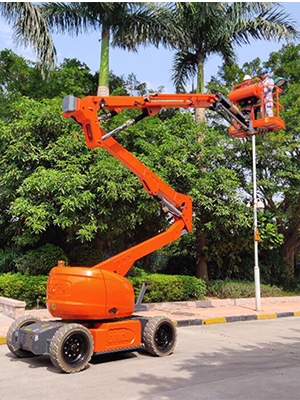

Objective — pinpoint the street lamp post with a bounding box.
[247,75,286,311]
[252,134,261,311]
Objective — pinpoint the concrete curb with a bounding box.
[142,296,300,310]
[2,310,300,346]
[176,311,300,327]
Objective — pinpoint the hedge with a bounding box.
[129,274,207,303]
[0,273,48,308]
[0,274,288,310]
[0,272,206,309]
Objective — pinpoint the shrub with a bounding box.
[0,273,47,308]
[207,280,286,299]
[129,274,206,303]
[15,244,69,276]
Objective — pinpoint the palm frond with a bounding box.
[40,2,96,35]
[111,2,183,51]
[228,3,300,46]
[0,2,57,72]
[171,51,198,92]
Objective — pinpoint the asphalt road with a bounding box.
[1,317,300,400]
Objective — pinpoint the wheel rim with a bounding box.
[62,332,90,366]
[155,323,174,352]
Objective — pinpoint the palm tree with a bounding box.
[171,2,299,122]
[41,2,177,96]
[0,2,57,73]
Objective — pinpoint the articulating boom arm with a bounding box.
[62,93,250,277]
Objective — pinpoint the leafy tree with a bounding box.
[0,97,164,263]
[163,2,299,280]
[207,43,300,281]
[0,2,56,73]
[41,2,177,95]
[125,73,147,96]
[0,91,252,280]
[0,49,97,105]
[170,2,299,121]
[43,58,97,98]
[0,53,168,269]
[260,43,300,279]
[109,71,128,95]
[0,49,34,96]
[122,111,251,280]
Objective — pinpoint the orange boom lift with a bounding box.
[7,84,284,373]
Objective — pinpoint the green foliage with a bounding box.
[0,273,47,308]
[206,43,300,280]
[207,280,287,299]
[68,244,103,267]
[0,246,20,273]
[15,244,68,276]
[259,211,284,250]
[129,274,206,303]
[0,50,96,104]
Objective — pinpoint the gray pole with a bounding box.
[252,134,261,311]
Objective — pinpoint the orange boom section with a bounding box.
[228,82,262,103]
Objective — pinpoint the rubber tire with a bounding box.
[49,323,94,373]
[7,315,41,358]
[143,316,177,357]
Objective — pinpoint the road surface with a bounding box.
[1,317,300,400]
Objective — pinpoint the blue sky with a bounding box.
[0,2,299,92]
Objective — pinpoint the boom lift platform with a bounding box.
[7,86,284,373]
[227,77,284,138]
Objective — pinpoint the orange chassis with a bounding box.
[7,88,284,373]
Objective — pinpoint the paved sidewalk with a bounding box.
[2,296,300,345]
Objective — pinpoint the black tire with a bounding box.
[143,316,177,357]
[49,323,94,373]
[7,315,41,358]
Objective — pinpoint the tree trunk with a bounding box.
[142,254,151,272]
[278,217,299,280]
[195,58,206,123]
[195,232,208,281]
[194,57,209,280]
[94,230,104,252]
[282,230,299,279]
[282,247,295,279]
[97,24,110,96]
